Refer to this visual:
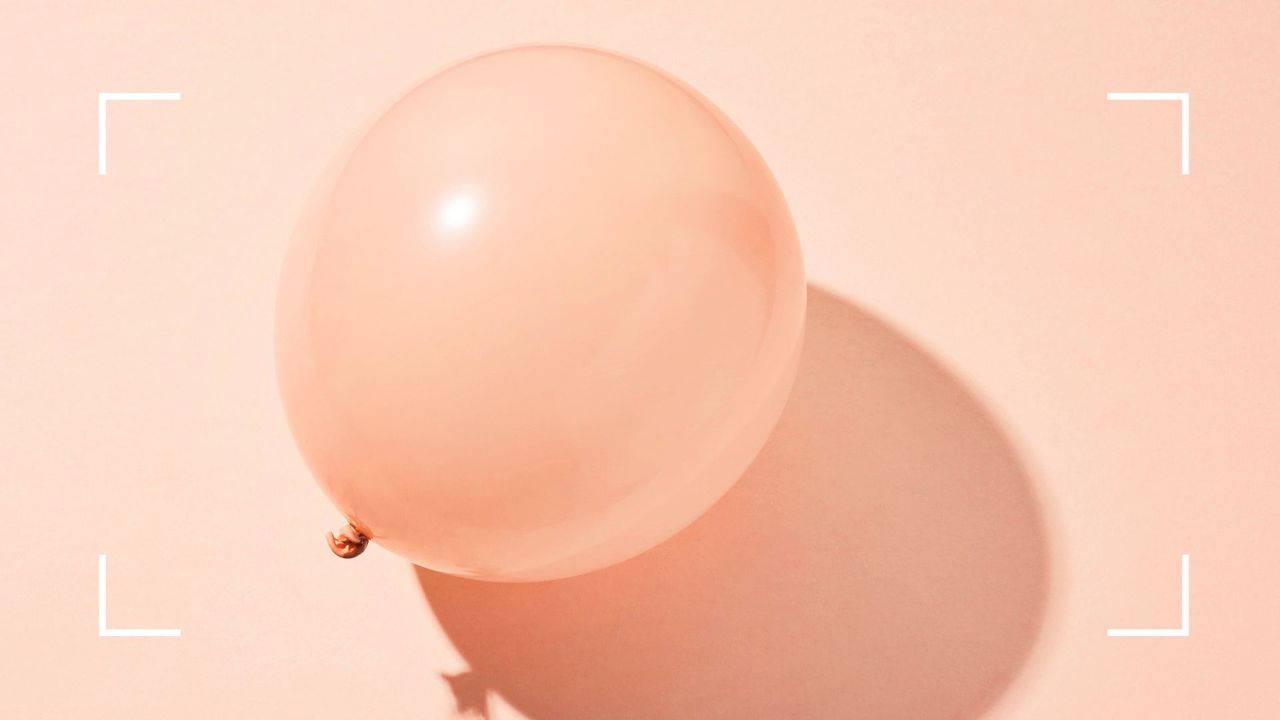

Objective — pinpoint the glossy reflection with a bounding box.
[434,189,480,236]
[275,46,805,581]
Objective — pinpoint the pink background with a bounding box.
[2,1,1278,717]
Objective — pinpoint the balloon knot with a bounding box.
[327,522,370,559]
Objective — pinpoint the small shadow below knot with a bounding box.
[443,671,490,719]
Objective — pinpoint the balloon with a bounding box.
[275,45,805,581]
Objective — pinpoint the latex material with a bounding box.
[275,46,805,581]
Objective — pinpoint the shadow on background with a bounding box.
[418,286,1050,719]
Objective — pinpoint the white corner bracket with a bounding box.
[97,91,182,175]
[98,554,181,638]
[1105,92,1190,175]
[1106,553,1190,638]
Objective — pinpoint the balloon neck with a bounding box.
[326,522,370,559]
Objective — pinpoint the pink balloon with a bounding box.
[276,46,805,581]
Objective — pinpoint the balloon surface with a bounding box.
[275,45,805,581]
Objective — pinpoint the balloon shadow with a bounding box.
[417,286,1050,720]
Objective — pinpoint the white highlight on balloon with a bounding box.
[436,190,482,235]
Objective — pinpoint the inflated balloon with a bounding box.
[276,45,805,581]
